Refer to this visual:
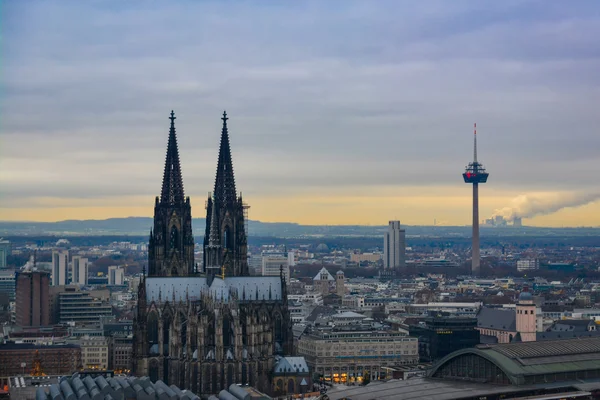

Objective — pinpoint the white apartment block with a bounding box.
[52,250,69,286]
[78,335,109,370]
[517,259,539,272]
[262,254,290,283]
[108,266,124,285]
[71,256,89,286]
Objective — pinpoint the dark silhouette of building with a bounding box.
[409,315,480,362]
[15,270,50,327]
[133,112,294,397]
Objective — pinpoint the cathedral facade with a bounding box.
[133,111,294,396]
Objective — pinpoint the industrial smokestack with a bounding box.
[492,192,600,221]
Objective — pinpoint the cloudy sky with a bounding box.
[1,1,600,226]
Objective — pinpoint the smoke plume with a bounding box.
[492,192,600,221]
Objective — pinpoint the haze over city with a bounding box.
[2,1,599,226]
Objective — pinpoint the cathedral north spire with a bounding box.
[213,110,237,208]
[160,110,185,205]
[149,110,194,277]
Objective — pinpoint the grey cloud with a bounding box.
[1,0,600,206]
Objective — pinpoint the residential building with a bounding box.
[107,266,124,285]
[287,250,297,267]
[407,302,482,317]
[109,335,133,373]
[0,343,81,376]
[77,335,109,370]
[517,259,539,272]
[71,256,89,286]
[288,292,323,305]
[15,271,50,327]
[408,316,480,362]
[262,253,290,283]
[103,320,133,337]
[383,221,405,269]
[350,253,382,263]
[57,287,113,325]
[0,270,16,302]
[298,327,418,383]
[0,239,10,269]
[52,250,69,286]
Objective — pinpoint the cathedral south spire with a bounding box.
[203,112,249,277]
[148,110,195,277]
[213,111,237,208]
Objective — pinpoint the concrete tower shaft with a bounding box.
[462,123,488,276]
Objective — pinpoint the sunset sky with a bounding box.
[1,1,600,226]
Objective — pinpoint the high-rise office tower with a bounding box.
[15,271,50,327]
[384,221,406,269]
[108,266,124,285]
[52,250,69,286]
[71,256,89,286]
[0,238,10,269]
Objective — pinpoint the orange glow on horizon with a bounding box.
[1,186,600,227]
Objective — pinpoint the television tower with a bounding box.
[462,123,488,276]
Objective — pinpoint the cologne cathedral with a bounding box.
[133,111,294,396]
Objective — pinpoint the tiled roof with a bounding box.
[274,356,309,374]
[313,267,335,281]
[477,307,516,331]
[145,276,283,303]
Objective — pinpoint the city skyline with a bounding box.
[2,1,600,227]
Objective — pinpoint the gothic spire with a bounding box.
[208,195,220,246]
[160,110,185,205]
[213,111,237,207]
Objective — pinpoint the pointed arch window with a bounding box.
[163,313,172,356]
[224,225,233,250]
[223,314,235,352]
[170,226,179,249]
[274,313,283,342]
[148,312,159,355]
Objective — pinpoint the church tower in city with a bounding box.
[203,111,249,278]
[148,111,195,277]
[133,111,295,397]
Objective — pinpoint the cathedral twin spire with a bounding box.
[160,110,235,209]
[151,110,247,278]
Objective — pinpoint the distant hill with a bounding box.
[0,217,390,237]
[1,217,600,238]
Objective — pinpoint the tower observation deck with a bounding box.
[462,123,488,276]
